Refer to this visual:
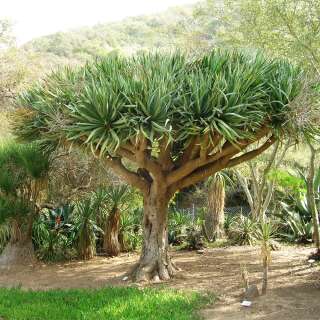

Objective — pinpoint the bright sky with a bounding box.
[1,0,199,44]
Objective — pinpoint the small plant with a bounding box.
[32,205,76,261]
[279,202,313,243]
[168,209,192,245]
[224,214,236,237]
[119,208,143,252]
[228,215,258,245]
[185,226,205,250]
[255,219,278,294]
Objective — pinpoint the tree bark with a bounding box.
[261,255,268,295]
[307,143,320,252]
[104,207,121,256]
[0,219,35,269]
[206,176,225,240]
[131,190,179,282]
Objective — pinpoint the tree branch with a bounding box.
[167,126,270,186]
[227,136,276,168]
[103,156,149,195]
[176,136,200,166]
[158,136,174,171]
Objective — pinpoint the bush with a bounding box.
[33,205,76,261]
[228,215,259,245]
[168,209,193,245]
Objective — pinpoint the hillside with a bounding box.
[22,2,219,62]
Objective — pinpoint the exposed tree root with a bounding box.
[131,253,180,282]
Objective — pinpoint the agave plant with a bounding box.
[279,202,313,243]
[229,215,259,245]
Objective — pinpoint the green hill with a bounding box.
[23,4,210,61]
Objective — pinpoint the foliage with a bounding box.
[201,0,320,73]
[278,202,313,243]
[268,169,306,194]
[255,218,278,294]
[0,222,10,253]
[272,167,320,243]
[72,197,103,260]
[32,205,76,261]
[224,214,236,236]
[184,226,205,250]
[168,208,193,245]
[0,287,212,320]
[0,142,50,225]
[104,185,131,212]
[255,219,278,245]
[14,50,310,151]
[22,7,197,59]
[119,208,143,251]
[228,215,259,245]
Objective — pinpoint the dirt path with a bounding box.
[0,246,319,319]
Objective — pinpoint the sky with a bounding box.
[1,0,199,44]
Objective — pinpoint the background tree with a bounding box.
[13,50,315,281]
[306,142,320,254]
[103,185,130,256]
[236,140,292,218]
[73,197,103,260]
[206,173,225,240]
[197,0,320,73]
[0,142,50,267]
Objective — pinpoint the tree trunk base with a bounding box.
[131,253,180,282]
[0,240,35,269]
[103,208,121,257]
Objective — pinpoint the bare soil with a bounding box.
[0,245,319,320]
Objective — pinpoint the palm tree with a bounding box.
[206,173,225,240]
[13,50,314,281]
[0,142,50,267]
[103,185,130,256]
[73,197,103,260]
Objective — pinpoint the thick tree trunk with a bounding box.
[0,220,35,269]
[206,176,225,240]
[104,207,121,256]
[132,192,179,282]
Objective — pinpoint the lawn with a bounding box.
[0,287,211,320]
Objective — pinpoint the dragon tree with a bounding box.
[13,50,315,281]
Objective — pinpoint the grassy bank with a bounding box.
[0,287,212,320]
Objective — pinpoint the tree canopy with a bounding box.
[197,0,320,73]
[13,50,314,197]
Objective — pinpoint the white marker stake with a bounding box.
[241,300,252,307]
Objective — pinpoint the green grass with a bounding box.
[0,287,212,320]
